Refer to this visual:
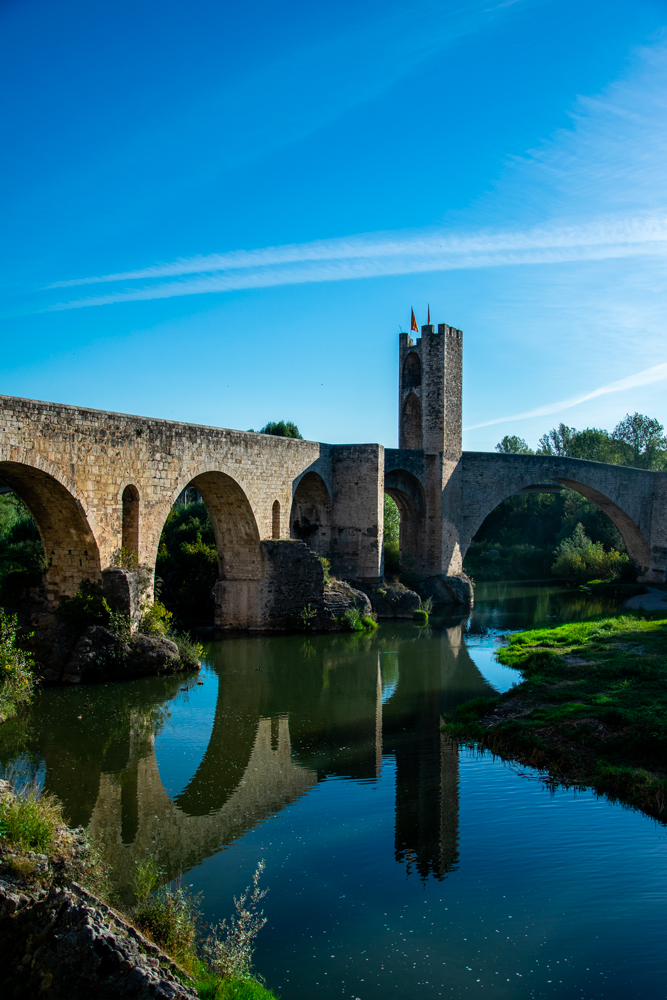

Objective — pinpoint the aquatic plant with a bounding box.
[342,606,377,632]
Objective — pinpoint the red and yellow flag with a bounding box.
[427,304,431,325]
[410,308,419,333]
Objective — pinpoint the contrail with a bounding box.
[44,214,667,310]
[464,361,667,430]
[47,215,667,289]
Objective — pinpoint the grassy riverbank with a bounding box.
[444,614,667,821]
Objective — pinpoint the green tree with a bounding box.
[0,494,45,601]
[383,494,400,574]
[612,412,667,469]
[156,501,218,622]
[537,423,575,456]
[258,421,303,439]
[565,427,621,464]
[551,522,628,583]
[495,435,533,454]
[534,414,667,468]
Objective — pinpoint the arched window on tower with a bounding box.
[402,394,422,449]
[272,500,281,538]
[403,351,421,389]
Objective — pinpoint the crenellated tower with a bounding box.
[398,322,462,458]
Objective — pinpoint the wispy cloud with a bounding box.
[46,213,667,309]
[464,361,667,431]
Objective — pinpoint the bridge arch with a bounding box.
[290,471,332,554]
[552,477,650,569]
[457,455,653,574]
[384,469,425,572]
[0,459,101,601]
[186,470,263,580]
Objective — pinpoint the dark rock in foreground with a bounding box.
[0,879,196,999]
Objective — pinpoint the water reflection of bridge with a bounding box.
[21,621,497,889]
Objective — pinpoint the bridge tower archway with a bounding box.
[290,472,332,554]
[0,460,101,602]
[384,469,426,575]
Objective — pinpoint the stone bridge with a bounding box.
[2,317,666,626]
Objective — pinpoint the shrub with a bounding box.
[204,861,268,981]
[55,580,111,629]
[108,610,132,639]
[169,630,203,668]
[413,609,428,624]
[113,546,139,570]
[134,884,199,972]
[551,523,629,583]
[319,556,332,585]
[0,608,35,720]
[155,501,218,622]
[383,494,400,575]
[258,421,302,439]
[0,494,46,601]
[342,607,377,632]
[0,781,63,852]
[342,607,363,631]
[138,599,173,636]
[131,859,273,996]
[298,603,317,630]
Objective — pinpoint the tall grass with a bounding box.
[0,781,63,851]
[130,858,276,998]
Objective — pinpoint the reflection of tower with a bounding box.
[393,730,459,881]
[380,632,478,881]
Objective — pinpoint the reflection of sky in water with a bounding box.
[154,665,218,799]
[464,634,519,693]
[380,651,399,703]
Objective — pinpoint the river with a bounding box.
[1,582,665,998]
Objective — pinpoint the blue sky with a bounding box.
[3,0,667,450]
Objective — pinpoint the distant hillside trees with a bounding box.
[495,412,667,470]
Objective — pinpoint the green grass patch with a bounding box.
[443,613,667,821]
[0,782,63,851]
